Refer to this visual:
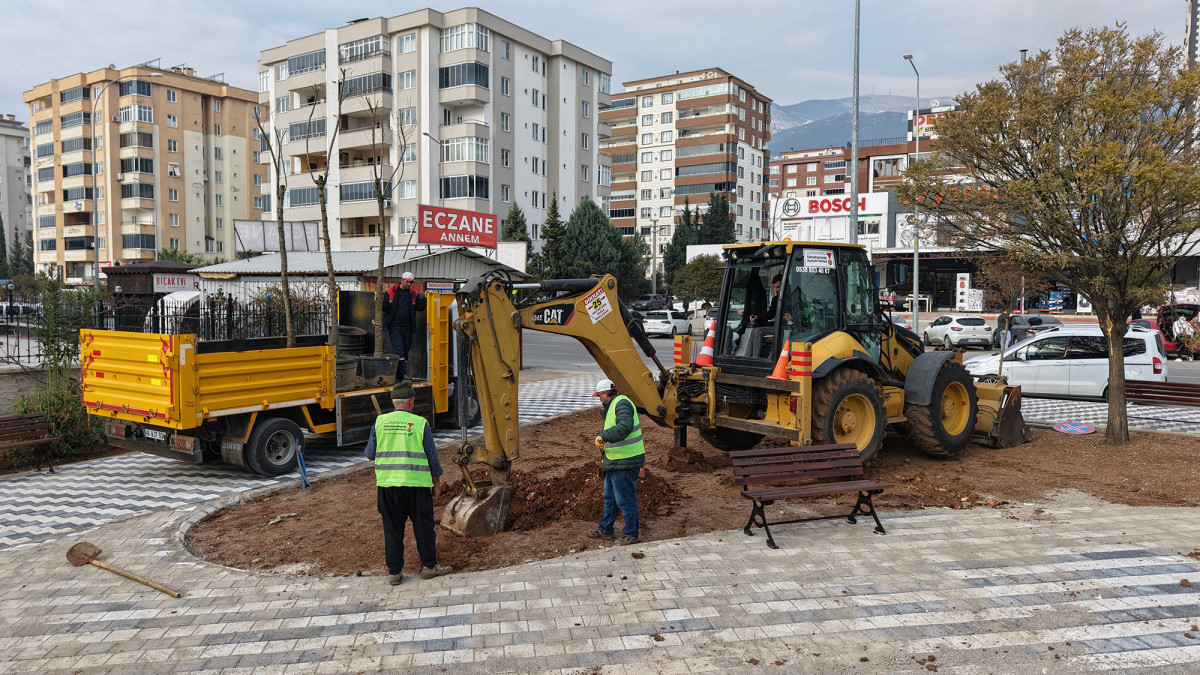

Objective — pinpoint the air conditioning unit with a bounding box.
[382,199,392,209]
[111,116,120,122]
[116,173,124,181]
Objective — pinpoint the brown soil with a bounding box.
[186,409,1200,578]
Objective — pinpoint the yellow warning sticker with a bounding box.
[151,378,162,386]
[147,354,157,362]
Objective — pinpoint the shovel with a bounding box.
[65,542,182,598]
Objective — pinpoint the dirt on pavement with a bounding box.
[186,408,1200,578]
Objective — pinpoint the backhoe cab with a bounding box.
[439,242,1029,538]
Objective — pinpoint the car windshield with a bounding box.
[1027,316,1061,326]
[636,295,653,302]
[645,312,668,320]
[957,317,986,326]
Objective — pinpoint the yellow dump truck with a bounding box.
[81,291,466,476]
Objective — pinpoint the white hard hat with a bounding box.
[592,378,615,396]
[401,272,415,280]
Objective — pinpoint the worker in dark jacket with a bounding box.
[586,378,644,545]
[365,380,452,585]
[382,272,426,379]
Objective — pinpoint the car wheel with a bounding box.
[943,336,953,350]
[923,332,931,346]
[670,326,677,336]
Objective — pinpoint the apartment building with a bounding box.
[0,115,31,262]
[597,68,771,269]
[23,65,262,282]
[257,8,612,252]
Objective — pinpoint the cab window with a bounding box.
[1017,336,1067,360]
[719,257,786,357]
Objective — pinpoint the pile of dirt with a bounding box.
[186,406,1200,578]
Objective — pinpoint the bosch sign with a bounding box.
[806,197,867,214]
[417,205,498,249]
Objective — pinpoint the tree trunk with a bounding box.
[276,183,294,348]
[317,176,337,348]
[374,181,387,357]
[1098,310,1130,445]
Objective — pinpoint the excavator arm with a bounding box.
[442,272,672,536]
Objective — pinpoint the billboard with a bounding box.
[907,105,959,141]
[233,220,322,252]
[417,205,498,249]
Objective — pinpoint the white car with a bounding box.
[641,310,691,337]
[887,313,912,331]
[964,324,1166,400]
[923,314,993,349]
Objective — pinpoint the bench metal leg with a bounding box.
[847,491,885,535]
[36,450,55,474]
[743,501,778,549]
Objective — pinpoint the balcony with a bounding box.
[285,66,328,92]
[597,121,612,139]
[438,120,490,141]
[119,146,154,160]
[339,198,392,219]
[120,248,156,261]
[342,91,393,115]
[338,162,393,185]
[676,113,735,130]
[340,124,392,150]
[609,125,636,139]
[438,85,490,107]
[63,224,93,239]
[121,222,156,236]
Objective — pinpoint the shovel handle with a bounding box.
[90,560,182,598]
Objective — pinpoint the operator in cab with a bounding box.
[365,380,453,585]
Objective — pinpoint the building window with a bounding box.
[60,112,91,128]
[641,133,653,144]
[641,189,652,199]
[60,86,91,103]
[439,174,489,200]
[501,77,510,96]
[660,188,672,199]
[501,41,511,59]
[120,183,155,199]
[34,120,52,135]
[399,107,417,127]
[62,162,93,177]
[660,206,671,217]
[117,79,152,97]
[641,95,653,107]
[398,33,416,54]
[119,157,154,174]
[119,131,153,149]
[660,112,673,124]
[786,178,797,188]
[438,62,489,89]
[397,70,416,90]
[441,137,490,163]
[169,188,179,201]
[806,176,817,186]
[581,133,589,149]
[500,113,510,131]
[167,114,179,128]
[641,170,653,181]
[339,35,390,63]
[440,24,490,53]
[641,152,652,163]
[531,190,539,207]
[641,114,653,126]
[276,63,289,81]
[824,159,846,170]
[259,71,269,92]
[287,50,327,75]
[501,149,510,167]
[532,123,540,141]
[660,169,672,180]
[398,181,416,199]
[214,123,222,136]
[169,237,180,249]
[214,171,223,183]
[167,139,177,153]
[205,238,214,253]
[581,100,590,118]
[122,234,156,250]
[660,131,674,143]
[662,92,673,104]
[276,96,291,113]
[214,147,223,160]
[581,165,590,181]
[599,72,611,94]
[501,184,511,202]
[342,72,393,96]
[599,165,610,186]
[660,150,673,161]
[339,180,391,202]
[532,55,541,73]
[117,104,154,123]
[398,216,416,234]
[640,207,652,218]
[216,215,223,226]
[168,162,180,177]
[399,144,417,162]
[253,173,262,187]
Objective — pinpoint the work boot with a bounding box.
[586,528,615,540]
[618,534,640,546]
[420,564,453,579]
[388,573,403,586]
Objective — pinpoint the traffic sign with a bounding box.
[1052,422,1096,435]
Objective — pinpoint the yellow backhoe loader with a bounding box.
[441,241,1029,536]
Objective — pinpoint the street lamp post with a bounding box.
[421,131,444,207]
[848,0,861,245]
[650,218,659,296]
[903,54,921,335]
[90,71,162,292]
[5,282,13,323]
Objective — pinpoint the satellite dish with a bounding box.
[930,99,940,108]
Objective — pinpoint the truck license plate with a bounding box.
[143,428,168,441]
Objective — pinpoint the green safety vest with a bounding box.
[373,410,433,488]
[603,394,645,461]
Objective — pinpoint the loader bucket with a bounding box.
[440,482,513,537]
[971,378,1032,448]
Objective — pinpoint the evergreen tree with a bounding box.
[10,232,33,278]
[536,192,568,279]
[698,192,735,245]
[562,198,649,302]
[157,248,207,265]
[0,218,10,279]
[663,198,700,289]
[500,203,533,257]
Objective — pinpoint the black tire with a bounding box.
[245,417,303,477]
[943,336,953,350]
[907,360,978,457]
[699,427,764,452]
[923,332,931,346]
[811,369,885,465]
[670,326,678,336]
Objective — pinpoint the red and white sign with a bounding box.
[799,192,888,217]
[417,205,498,249]
[153,274,198,293]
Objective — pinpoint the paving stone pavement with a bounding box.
[1,495,1198,674]
[0,374,597,551]
[1022,398,1200,435]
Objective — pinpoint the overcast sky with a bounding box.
[2,0,1188,119]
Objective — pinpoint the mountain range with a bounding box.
[768,94,949,154]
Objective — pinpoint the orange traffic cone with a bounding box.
[695,321,717,367]
[767,341,792,380]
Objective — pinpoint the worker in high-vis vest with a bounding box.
[364,380,452,585]
[586,378,644,545]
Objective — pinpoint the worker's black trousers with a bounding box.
[377,485,438,574]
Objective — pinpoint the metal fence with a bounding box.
[94,293,332,341]
[1,295,43,365]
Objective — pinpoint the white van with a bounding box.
[963,324,1166,400]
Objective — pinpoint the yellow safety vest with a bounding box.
[373,410,433,488]
[603,394,645,461]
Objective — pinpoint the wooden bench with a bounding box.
[730,443,893,549]
[1126,380,1200,409]
[0,413,60,474]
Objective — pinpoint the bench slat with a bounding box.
[736,469,864,486]
[0,423,51,437]
[744,480,893,500]
[732,455,863,471]
[729,443,858,460]
[0,437,60,452]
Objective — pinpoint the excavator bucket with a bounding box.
[971,378,1032,448]
[441,482,513,537]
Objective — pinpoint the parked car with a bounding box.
[922,314,993,349]
[965,324,1166,400]
[640,310,692,337]
[632,294,669,311]
[1156,303,1199,359]
[994,314,1062,348]
[887,313,912,331]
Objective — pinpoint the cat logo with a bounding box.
[531,303,575,326]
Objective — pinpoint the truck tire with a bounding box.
[811,369,885,465]
[245,417,302,477]
[699,427,764,452]
[907,360,977,457]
